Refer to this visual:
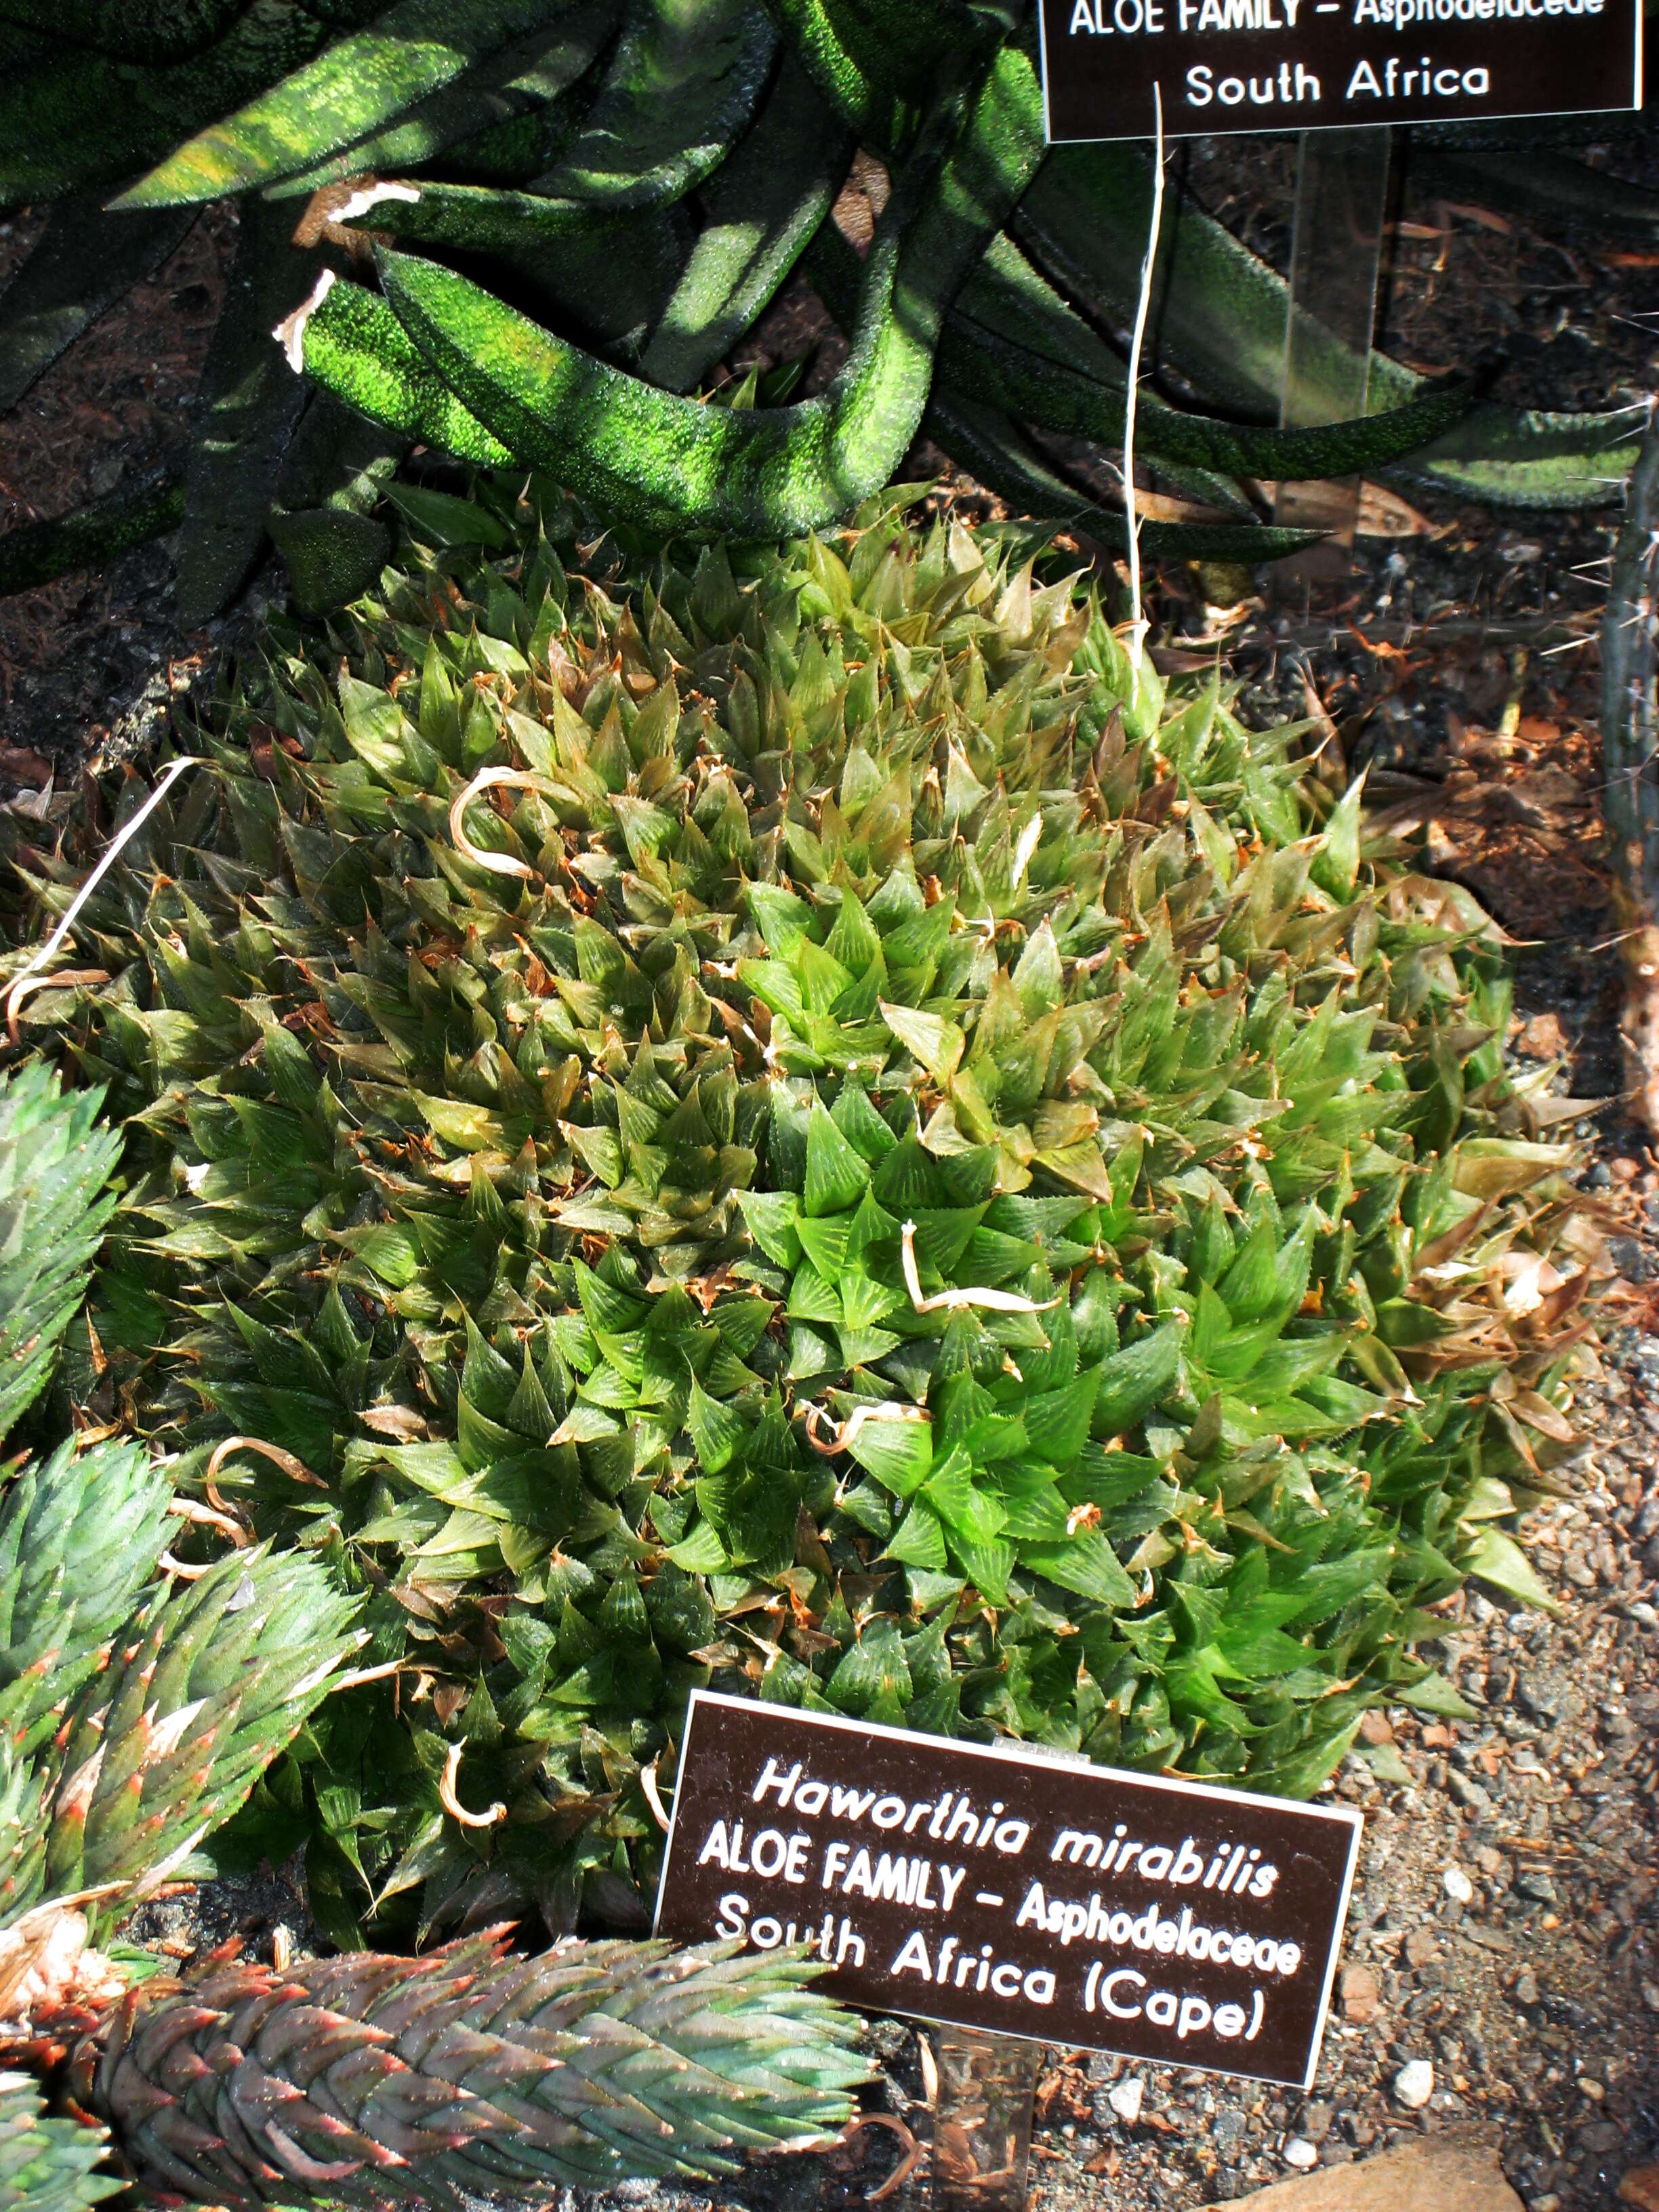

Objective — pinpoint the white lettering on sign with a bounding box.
[752,1757,1033,1855]
[1086,1967,1267,2043]
[1342,53,1490,91]
[888,1929,1059,2005]
[1183,59,1323,99]
[1066,0,1169,29]
[1048,1823,1283,1895]
[657,1692,1365,2090]
[1353,0,1604,14]
[1037,0,1637,140]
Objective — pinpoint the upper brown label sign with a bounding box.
[653,1692,1362,2090]
[1037,0,1642,138]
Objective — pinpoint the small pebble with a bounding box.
[1393,2059,1435,2110]
[1580,2078,1605,2101]
[1443,1866,1475,1904]
[1107,2078,1145,2125]
[1282,2139,1318,2170]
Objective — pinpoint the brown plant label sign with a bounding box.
[1037,0,1642,138]
[654,1691,1362,2089]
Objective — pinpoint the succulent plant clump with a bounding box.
[70,1931,865,2203]
[0,2073,117,2212]
[0,1057,868,2209]
[5,478,1599,1942]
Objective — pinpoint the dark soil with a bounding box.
[0,205,244,773]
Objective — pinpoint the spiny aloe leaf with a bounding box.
[43,1546,359,1929]
[958,227,1128,384]
[436,51,605,184]
[264,0,621,197]
[804,0,968,112]
[267,396,403,613]
[0,472,184,600]
[342,0,780,254]
[350,0,780,249]
[0,2070,119,2212]
[939,310,1477,480]
[1019,142,1412,422]
[824,209,1468,491]
[520,200,699,356]
[761,0,910,147]
[77,1936,865,2196]
[175,197,319,625]
[927,390,1322,562]
[356,0,776,245]
[640,51,853,392]
[805,223,1298,553]
[370,47,1042,535]
[0,1062,121,1446]
[0,1,333,204]
[1412,146,1659,237]
[266,504,393,613]
[0,197,195,415]
[115,0,573,207]
[1404,400,1650,510]
[0,1437,171,1757]
[524,0,778,214]
[292,274,515,466]
[1015,142,1642,508]
[951,233,1257,513]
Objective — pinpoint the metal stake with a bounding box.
[1273,125,1393,574]
[930,2027,1044,2212]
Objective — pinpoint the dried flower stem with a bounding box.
[5,756,207,1042]
[804,1400,930,1454]
[448,767,553,878]
[438,1742,507,1828]
[1122,83,1166,667]
[204,1435,328,1490]
[899,1222,1061,1315]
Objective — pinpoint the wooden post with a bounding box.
[1274,125,1393,577]
[930,2026,1044,2212]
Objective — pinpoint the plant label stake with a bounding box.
[930,2024,1044,2212]
[1273,124,1393,569]
[928,1740,1096,2212]
[1035,0,1640,139]
[656,1693,1364,2202]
